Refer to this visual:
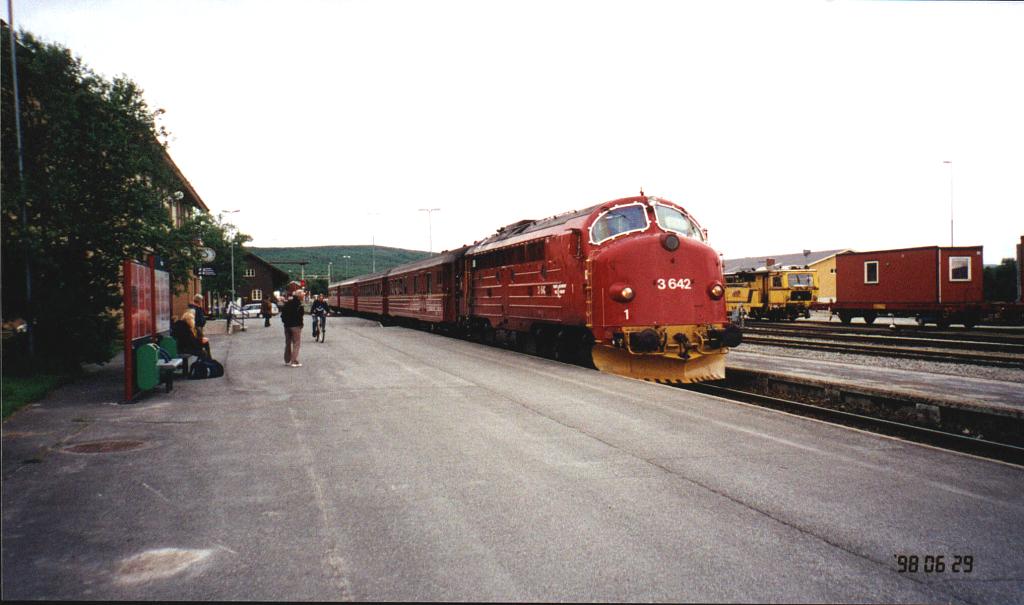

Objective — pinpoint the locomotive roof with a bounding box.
[467,195,683,254]
[468,205,597,253]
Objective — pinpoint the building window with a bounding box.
[864,261,879,284]
[244,268,256,278]
[252,289,263,301]
[949,256,971,281]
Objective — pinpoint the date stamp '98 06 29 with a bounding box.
[894,554,974,574]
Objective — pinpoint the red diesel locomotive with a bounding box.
[329,194,740,383]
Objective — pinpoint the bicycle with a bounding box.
[311,313,326,343]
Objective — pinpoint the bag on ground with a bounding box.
[188,358,225,379]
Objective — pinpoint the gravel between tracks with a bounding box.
[739,342,1024,383]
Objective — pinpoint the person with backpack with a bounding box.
[188,295,208,337]
[280,284,305,367]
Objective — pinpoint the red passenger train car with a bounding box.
[328,194,740,383]
[385,248,466,326]
[831,245,985,327]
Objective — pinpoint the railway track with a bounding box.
[740,323,1024,368]
[684,382,1024,466]
[748,320,1024,344]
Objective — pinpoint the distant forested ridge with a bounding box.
[247,245,432,283]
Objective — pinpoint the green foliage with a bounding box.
[983,258,1019,302]
[307,277,328,295]
[189,212,253,297]
[1,370,73,418]
[248,245,432,282]
[1,24,247,369]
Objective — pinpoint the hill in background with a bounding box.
[248,245,432,283]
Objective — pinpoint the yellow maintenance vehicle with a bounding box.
[725,267,818,322]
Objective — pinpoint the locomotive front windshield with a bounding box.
[589,203,649,244]
[653,204,703,241]
[787,273,814,288]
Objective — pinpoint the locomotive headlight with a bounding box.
[661,233,680,252]
[610,283,635,302]
[708,282,725,300]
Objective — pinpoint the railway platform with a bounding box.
[727,350,1024,419]
[3,318,1023,602]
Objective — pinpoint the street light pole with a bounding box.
[366,212,381,272]
[943,160,953,246]
[342,255,351,278]
[328,262,332,284]
[418,208,441,253]
[222,209,241,307]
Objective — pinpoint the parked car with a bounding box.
[237,302,278,318]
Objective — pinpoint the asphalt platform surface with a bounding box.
[2,317,1023,602]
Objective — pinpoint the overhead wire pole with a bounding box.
[418,208,441,253]
[8,0,33,357]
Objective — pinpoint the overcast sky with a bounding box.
[12,0,1024,263]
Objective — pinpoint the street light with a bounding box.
[327,262,332,284]
[222,209,240,308]
[943,160,953,246]
[418,208,441,253]
[367,212,381,272]
[342,255,351,278]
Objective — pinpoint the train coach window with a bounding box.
[426,273,432,293]
[589,203,649,245]
[788,273,813,288]
[949,256,971,281]
[864,261,879,284]
[653,203,703,241]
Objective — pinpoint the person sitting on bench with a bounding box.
[172,308,212,359]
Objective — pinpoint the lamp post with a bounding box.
[342,255,351,278]
[222,209,240,307]
[943,160,953,246]
[328,262,332,284]
[367,212,381,272]
[418,208,441,253]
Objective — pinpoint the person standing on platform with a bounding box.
[280,283,305,367]
[261,296,274,328]
[188,294,207,337]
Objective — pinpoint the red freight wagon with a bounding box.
[832,245,985,327]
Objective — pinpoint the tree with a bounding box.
[183,212,252,300]
[308,278,328,295]
[984,258,1019,302]
[1,24,245,369]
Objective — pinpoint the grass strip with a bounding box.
[2,373,71,419]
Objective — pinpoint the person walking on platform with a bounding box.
[280,284,305,367]
[261,296,274,328]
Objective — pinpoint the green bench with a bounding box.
[135,336,192,393]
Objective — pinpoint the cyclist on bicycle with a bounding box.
[310,294,330,341]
